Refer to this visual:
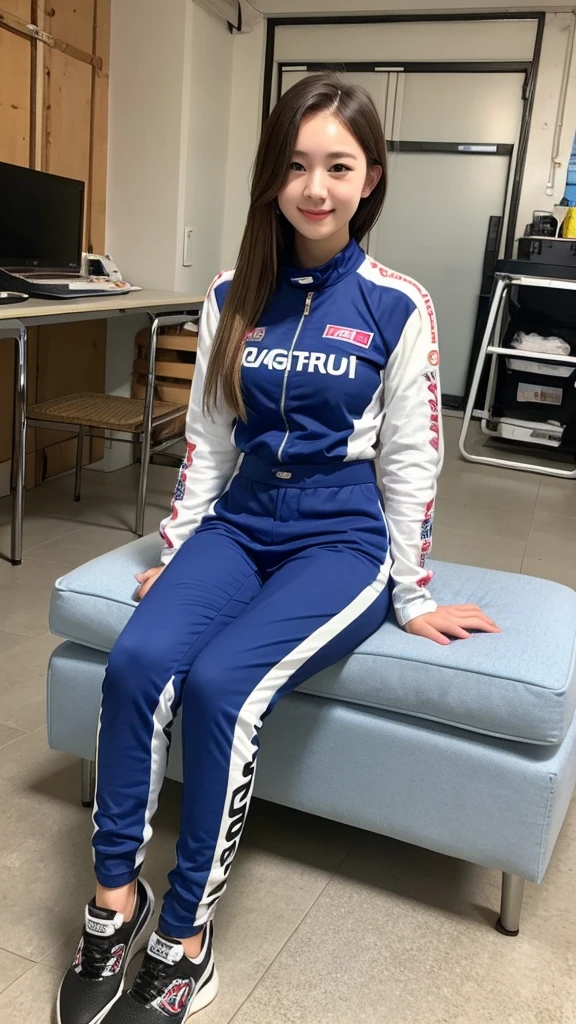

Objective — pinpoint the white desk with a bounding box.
[0,290,204,564]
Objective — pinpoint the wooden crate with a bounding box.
[133,327,197,380]
[132,326,197,442]
[133,351,195,382]
[132,379,191,406]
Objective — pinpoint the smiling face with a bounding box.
[277,111,381,266]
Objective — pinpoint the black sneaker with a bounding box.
[56,878,155,1024]
[104,922,218,1022]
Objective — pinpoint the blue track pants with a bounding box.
[92,456,391,937]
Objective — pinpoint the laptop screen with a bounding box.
[0,161,84,272]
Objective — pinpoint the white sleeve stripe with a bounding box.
[357,256,439,350]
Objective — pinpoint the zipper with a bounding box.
[277,290,313,462]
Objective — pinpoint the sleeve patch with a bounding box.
[169,442,197,522]
[420,498,435,567]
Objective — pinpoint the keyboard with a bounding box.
[18,274,136,293]
[0,267,139,300]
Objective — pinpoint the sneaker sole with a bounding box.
[56,878,155,1024]
[185,965,220,1019]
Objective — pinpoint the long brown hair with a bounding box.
[204,74,388,420]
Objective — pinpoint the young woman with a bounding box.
[57,74,498,1024]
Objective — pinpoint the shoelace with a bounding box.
[131,955,174,1006]
[80,931,118,980]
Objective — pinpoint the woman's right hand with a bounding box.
[135,565,165,601]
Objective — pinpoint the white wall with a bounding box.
[175,2,234,292]
[220,18,267,266]
[221,10,576,261]
[273,18,538,62]
[518,12,576,235]
[101,0,234,470]
[106,0,189,290]
[107,0,233,293]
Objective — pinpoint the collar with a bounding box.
[279,238,365,291]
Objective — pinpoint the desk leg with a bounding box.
[11,326,27,565]
[136,315,160,537]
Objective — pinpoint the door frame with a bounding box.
[262,12,546,259]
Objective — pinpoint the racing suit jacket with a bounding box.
[159,237,443,626]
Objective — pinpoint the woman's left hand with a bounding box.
[404,605,501,646]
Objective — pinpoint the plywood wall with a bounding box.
[0,0,110,486]
[0,27,30,166]
[2,1,31,18]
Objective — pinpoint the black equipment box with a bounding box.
[517,236,576,268]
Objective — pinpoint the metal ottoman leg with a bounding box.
[496,872,525,936]
[81,758,95,808]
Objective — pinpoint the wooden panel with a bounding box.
[38,434,89,483]
[1,1,32,17]
[0,28,31,165]
[88,0,110,252]
[0,329,38,490]
[35,319,106,477]
[38,48,94,476]
[0,25,32,487]
[44,47,92,184]
[0,335,38,465]
[0,1,110,489]
[36,4,109,481]
[35,322,106,401]
[44,0,95,52]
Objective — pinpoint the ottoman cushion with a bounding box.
[50,534,576,746]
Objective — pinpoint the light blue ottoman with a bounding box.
[47,534,576,936]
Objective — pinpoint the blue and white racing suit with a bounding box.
[92,238,443,937]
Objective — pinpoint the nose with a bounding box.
[303,169,328,202]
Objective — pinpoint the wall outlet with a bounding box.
[183,226,193,267]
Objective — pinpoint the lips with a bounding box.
[298,208,333,221]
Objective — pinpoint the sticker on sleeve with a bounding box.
[428,350,440,366]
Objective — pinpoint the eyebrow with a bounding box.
[292,150,358,160]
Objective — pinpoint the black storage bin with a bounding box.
[492,279,576,445]
[493,357,576,426]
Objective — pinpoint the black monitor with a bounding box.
[0,161,84,272]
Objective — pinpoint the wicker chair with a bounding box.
[27,391,188,536]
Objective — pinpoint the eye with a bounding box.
[289,161,305,172]
[330,163,352,174]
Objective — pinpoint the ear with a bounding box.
[361,163,382,199]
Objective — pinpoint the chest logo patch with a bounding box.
[244,328,266,342]
[323,325,374,349]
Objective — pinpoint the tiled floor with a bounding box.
[0,417,575,1023]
